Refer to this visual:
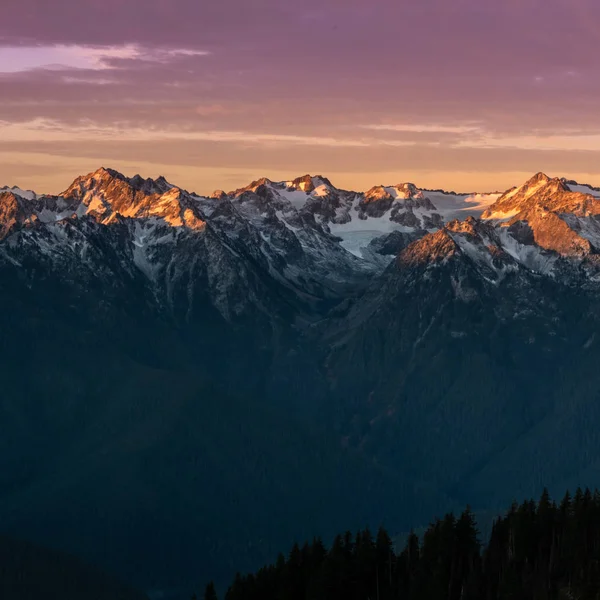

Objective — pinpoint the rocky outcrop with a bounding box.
[0,192,35,240]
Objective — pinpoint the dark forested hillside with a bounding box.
[0,256,440,592]
[215,489,600,600]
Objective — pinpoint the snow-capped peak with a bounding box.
[284,174,334,194]
[363,183,428,203]
[225,177,274,198]
[482,172,600,222]
[482,173,567,221]
[0,185,38,201]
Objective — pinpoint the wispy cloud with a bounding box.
[454,132,600,152]
[364,123,600,152]
[361,123,482,134]
[0,44,209,74]
[10,118,600,152]
[0,118,377,147]
[60,76,118,85]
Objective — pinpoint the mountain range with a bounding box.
[3,168,600,597]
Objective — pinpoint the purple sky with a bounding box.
[2,0,600,193]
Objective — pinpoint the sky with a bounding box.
[2,0,600,194]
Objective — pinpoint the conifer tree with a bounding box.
[204,581,218,600]
[213,488,600,600]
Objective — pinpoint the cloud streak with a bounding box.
[0,118,382,147]
[0,43,209,73]
[361,124,483,134]
[5,118,600,154]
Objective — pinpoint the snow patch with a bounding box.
[567,183,600,198]
[1,186,38,201]
[561,214,600,249]
[482,208,521,222]
[333,231,384,257]
[279,188,310,209]
[429,191,501,221]
[497,228,556,275]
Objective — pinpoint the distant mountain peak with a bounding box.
[397,228,458,267]
[94,166,122,178]
[528,171,551,184]
[446,214,488,235]
[211,189,228,200]
[0,185,38,201]
[0,189,34,239]
[227,177,273,197]
[67,167,174,197]
[482,172,588,221]
[287,174,333,193]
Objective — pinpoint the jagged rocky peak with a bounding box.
[363,183,436,209]
[0,190,37,239]
[482,171,600,221]
[63,167,172,198]
[227,177,274,198]
[357,182,439,224]
[518,172,570,198]
[60,169,147,221]
[154,174,171,189]
[286,174,333,193]
[0,185,38,201]
[478,172,600,258]
[438,216,492,253]
[64,166,128,195]
[364,182,423,203]
[126,173,173,195]
[21,167,204,230]
[446,214,491,237]
[446,217,514,266]
[396,228,458,267]
[528,171,552,186]
[224,174,337,199]
[492,171,555,205]
[394,182,421,197]
[217,174,342,223]
[392,216,516,283]
[151,186,207,230]
[363,186,392,204]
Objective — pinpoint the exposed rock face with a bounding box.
[290,174,317,193]
[58,167,205,228]
[0,192,34,239]
[515,207,592,257]
[481,172,600,258]
[483,172,600,219]
[366,230,421,256]
[360,183,438,221]
[227,177,273,197]
[211,189,227,200]
[397,228,458,267]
